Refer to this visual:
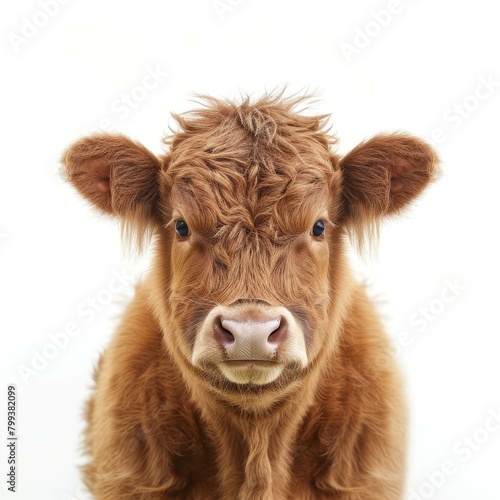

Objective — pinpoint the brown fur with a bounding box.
[61,93,439,499]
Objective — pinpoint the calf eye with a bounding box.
[312,220,325,238]
[175,220,190,237]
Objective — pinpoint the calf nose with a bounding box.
[215,316,287,359]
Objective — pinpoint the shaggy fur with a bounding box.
[62,93,439,499]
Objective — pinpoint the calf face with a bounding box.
[62,94,438,403]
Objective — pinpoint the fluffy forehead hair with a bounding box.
[160,93,341,240]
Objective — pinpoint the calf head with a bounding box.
[62,95,438,405]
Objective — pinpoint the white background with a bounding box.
[1,1,499,499]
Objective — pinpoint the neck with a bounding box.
[187,367,322,500]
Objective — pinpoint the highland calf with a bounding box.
[62,94,438,499]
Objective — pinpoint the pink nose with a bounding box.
[215,315,287,360]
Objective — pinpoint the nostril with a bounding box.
[214,317,235,347]
[267,317,287,346]
[217,315,286,356]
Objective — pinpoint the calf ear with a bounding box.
[61,133,162,247]
[339,133,439,241]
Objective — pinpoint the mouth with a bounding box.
[218,360,284,385]
[222,360,278,367]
